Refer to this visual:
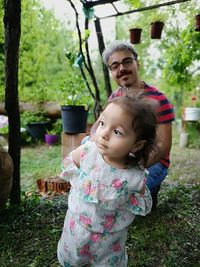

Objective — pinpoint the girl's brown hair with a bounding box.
[104,92,158,167]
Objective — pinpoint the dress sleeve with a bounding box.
[60,153,78,181]
[126,186,152,216]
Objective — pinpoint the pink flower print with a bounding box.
[112,178,122,189]
[130,195,139,206]
[79,214,92,227]
[79,244,91,256]
[80,151,86,159]
[90,233,101,243]
[64,242,69,252]
[90,186,97,197]
[62,157,68,168]
[103,214,115,231]
[92,164,98,172]
[99,183,106,190]
[83,180,91,195]
[112,241,121,252]
[69,218,75,231]
[63,156,72,168]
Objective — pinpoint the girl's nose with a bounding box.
[101,128,109,140]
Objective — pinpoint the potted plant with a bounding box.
[59,77,91,134]
[128,15,145,44]
[183,87,200,121]
[128,20,143,44]
[150,13,167,39]
[195,14,200,31]
[44,120,62,145]
[21,111,51,141]
[45,129,59,145]
[129,28,142,44]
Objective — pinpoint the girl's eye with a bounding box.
[113,129,122,136]
[99,120,104,127]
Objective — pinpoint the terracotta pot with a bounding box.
[36,177,71,194]
[129,28,142,44]
[195,14,200,31]
[0,149,13,211]
[150,21,164,39]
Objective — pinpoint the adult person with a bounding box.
[102,40,175,209]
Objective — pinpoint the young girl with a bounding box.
[57,95,157,267]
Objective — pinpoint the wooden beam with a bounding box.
[95,0,191,20]
[82,0,118,9]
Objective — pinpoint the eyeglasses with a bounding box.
[108,57,136,71]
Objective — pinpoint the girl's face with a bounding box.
[95,103,143,168]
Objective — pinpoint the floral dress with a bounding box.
[57,141,152,267]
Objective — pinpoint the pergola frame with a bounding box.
[81,0,191,19]
[67,0,191,118]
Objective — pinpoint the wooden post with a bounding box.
[61,132,86,158]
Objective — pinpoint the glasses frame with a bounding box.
[108,57,136,72]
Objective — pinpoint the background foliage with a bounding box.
[116,0,200,117]
[0,0,199,121]
[0,0,93,107]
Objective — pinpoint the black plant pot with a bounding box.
[26,121,51,141]
[61,105,88,134]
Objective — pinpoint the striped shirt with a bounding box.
[109,84,175,167]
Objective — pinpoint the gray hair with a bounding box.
[102,40,138,66]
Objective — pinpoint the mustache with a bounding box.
[117,70,132,78]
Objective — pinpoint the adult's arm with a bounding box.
[145,122,172,168]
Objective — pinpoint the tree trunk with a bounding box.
[94,18,112,98]
[4,0,21,205]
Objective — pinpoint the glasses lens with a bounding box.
[109,57,135,71]
[122,58,134,66]
[109,63,119,71]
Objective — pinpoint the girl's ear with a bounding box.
[131,140,146,153]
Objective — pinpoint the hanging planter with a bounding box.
[129,28,142,44]
[150,21,164,39]
[61,105,88,134]
[195,14,200,31]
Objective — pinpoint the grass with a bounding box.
[0,125,200,267]
[20,143,62,192]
